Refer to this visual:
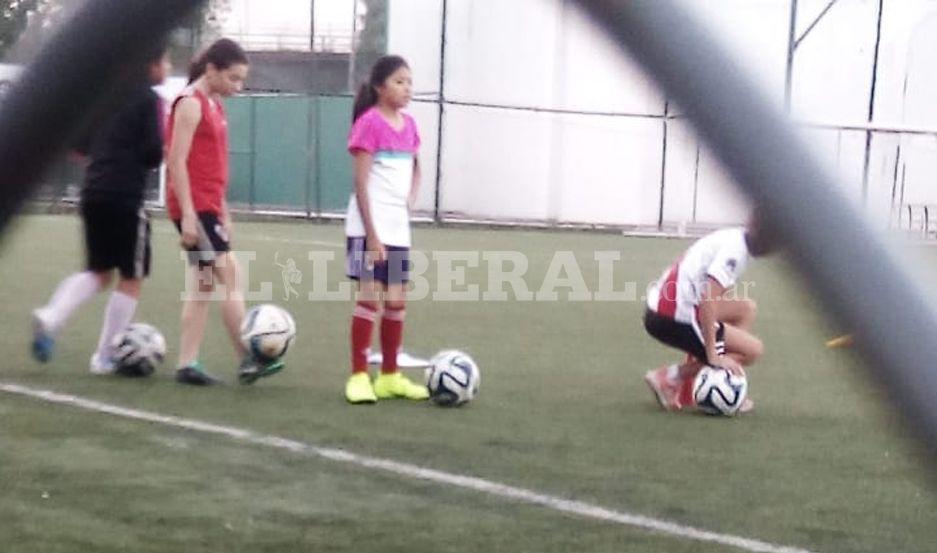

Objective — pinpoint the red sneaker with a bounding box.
[644,366,683,411]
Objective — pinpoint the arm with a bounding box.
[138,93,164,169]
[221,198,233,239]
[408,153,421,211]
[167,97,202,247]
[699,276,743,374]
[352,150,386,263]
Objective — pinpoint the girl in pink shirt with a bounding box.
[343,55,428,404]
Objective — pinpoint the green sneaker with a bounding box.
[345,372,377,404]
[238,356,285,385]
[373,372,429,400]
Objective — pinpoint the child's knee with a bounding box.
[117,278,142,296]
[384,299,406,312]
[356,300,380,313]
[95,271,114,289]
[747,337,764,364]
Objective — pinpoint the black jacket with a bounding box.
[81,87,163,207]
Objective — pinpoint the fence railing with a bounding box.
[30,91,937,239]
[222,31,355,53]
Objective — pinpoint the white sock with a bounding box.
[40,272,101,333]
[94,290,138,361]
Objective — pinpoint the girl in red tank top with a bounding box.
[165,85,228,220]
[166,39,282,386]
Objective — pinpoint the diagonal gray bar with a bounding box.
[571,0,937,455]
[0,0,204,235]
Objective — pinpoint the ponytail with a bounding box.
[351,55,410,122]
[352,82,378,122]
[188,58,208,84]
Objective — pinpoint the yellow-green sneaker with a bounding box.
[373,372,429,400]
[345,372,377,404]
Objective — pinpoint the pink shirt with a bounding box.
[348,106,421,157]
[345,107,421,246]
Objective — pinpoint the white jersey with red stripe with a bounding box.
[646,228,751,326]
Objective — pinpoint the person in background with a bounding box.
[32,46,170,375]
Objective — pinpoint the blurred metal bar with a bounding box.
[434,0,449,223]
[571,0,937,456]
[794,0,840,49]
[861,0,886,202]
[0,0,204,236]
[783,0,797,112]
[657,100,670,229]
[799,121,937,136]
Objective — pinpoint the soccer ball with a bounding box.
[692,366,748,416]
[240,304,296,362]
[424,350,480,407]
[111,323,166,377]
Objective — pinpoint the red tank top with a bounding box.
[166,87,229,219]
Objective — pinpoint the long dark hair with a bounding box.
[188,38,248,84]
[352,55,409,122]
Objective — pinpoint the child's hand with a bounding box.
[180,212,198,248]
[366,233,387,265]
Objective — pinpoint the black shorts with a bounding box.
[82,201,150,279]
[173,212,231,267]
[643,308,725,362]
[346,237,410,285]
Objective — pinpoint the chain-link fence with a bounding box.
[9,0,937,238]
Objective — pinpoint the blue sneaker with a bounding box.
[31,310,55,363]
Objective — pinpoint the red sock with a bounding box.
[351,303,378,374]
[680,354,700,405]
[380,307,406,374]
[679,376,695,406]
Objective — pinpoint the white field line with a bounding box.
[0,382,815,553]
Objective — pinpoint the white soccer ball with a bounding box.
[424,350,480,407]
[111,323,166,377]
[240,304,296,362]
[693,366,748,416]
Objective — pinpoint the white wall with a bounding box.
[389,0,937,230]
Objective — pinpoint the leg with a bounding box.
[35,270,111,333]
[722,323,764,367]
[178,264,213,368]
[32,270,111,363]
[352,279,382,373]
[379,283,407,375]
[36,200,117,342]
[345,279,381,404]
[91,205,152,373]
[712,297,757,331]
[369,248,427,401]
[213,252,247,358]
[90,277,142,374]
[642,310,707,410]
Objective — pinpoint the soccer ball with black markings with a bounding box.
[692,366,748,416]
[111,323,166,377]
[239,304,296,363]
[425,350,480,407]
